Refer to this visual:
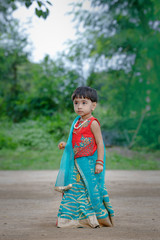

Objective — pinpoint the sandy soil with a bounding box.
[0,170,160,240]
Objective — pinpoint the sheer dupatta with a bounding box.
[55,116,80,192]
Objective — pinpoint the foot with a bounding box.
[109,215,115,227]
[98,217,112,227]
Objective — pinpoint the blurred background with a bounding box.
[0,0,159,170]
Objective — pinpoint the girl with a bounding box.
[55,86,114,228]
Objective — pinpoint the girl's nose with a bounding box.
[78,103,82,108]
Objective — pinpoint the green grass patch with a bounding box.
[106,151,160,170]
[0,147,159,170]
[0,148,62,170]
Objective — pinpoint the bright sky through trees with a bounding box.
[13,0,77,62]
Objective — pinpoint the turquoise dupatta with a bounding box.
[55,116,80,191]
[55,116,114,217]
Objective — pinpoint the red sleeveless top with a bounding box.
[72,116,100,159]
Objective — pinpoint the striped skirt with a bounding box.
[57,157,114,228]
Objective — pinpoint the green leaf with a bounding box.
[42,9,49,19]
[37,1,42,7]
[35,8,42,18]
[25,0,32,8]
[47,1,52,6]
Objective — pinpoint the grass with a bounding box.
[0,119,159,170]
[0,148,61,170]
[106,150,160,170]
[0,147,159,170]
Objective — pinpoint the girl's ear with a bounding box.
[92,102,97,111]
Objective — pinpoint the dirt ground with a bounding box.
[0,170,160,240]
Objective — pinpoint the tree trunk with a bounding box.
[128,109,146,149]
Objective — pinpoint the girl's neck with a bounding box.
[80,114,93,121]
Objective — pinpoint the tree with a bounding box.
[0,0,52,121]
[69,0,160,116]
[0,18,30,121]
[27,55,80,116]
[67,0,160,149]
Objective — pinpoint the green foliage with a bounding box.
[0,48,80,121]
[0,119,159,170]
[0,120,54,150]
[65,0,160,151]
[0,115,73,170]
[37,112,77,141]
[0,0,52,26]
[70,0,160,117]
[0,133,17,150]
[24,0,52,19]
[27,55,79,115]
[0,19,29,121]
[0,118,70,170]
[113,113,160,149]
[17,127,52,150]
[94,105,160,149]
[4,94,30,122]
[0,0,159,158]
[0,112,76,152]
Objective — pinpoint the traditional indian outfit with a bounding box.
[55,116,114,228]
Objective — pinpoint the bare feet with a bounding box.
[109,215,115,227]
[98,216,113,227]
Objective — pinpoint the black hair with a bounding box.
[71,86,98,102]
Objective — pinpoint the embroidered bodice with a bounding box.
[72,116,100,159]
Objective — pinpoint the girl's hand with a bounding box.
[95,163,103,174]
[58,141,66,150]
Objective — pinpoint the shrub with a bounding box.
[0,133,17,149]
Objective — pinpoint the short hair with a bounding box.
[71,86,98,102]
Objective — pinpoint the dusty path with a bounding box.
[0,170,159,240]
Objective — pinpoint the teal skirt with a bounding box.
[57,154,114,228]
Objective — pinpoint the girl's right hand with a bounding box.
[58,141,66,149]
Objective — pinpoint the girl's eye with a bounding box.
[74,102,78,105]
[83,102,86,105]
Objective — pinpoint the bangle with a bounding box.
[96,162,104,167]
[96,160,104,166]
[96,159,103,163]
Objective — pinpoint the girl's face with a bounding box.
[73,97,96,119]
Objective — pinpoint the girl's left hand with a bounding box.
[95,163,103,174]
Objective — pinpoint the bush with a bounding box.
[0,133,17,149]
[93,109,160,150]
[113,113,160,150]
[0,120,55,150]
[35,111,76,141]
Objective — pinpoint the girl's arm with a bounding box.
[91,120,104,174]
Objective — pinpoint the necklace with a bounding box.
[74,116,92,129]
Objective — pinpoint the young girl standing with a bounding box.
[55,86,114,228]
